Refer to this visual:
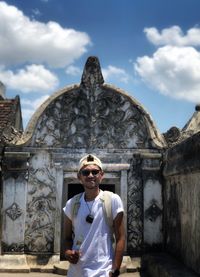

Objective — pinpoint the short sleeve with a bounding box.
[111,193,124,220]
[63,197,73,220]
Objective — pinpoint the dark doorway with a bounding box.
[68,183,115,199]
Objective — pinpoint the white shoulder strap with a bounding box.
[71,191,113,230]
[71,193,83,218]
[100,190,113,229]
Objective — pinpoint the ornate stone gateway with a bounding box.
[1,57,165,266]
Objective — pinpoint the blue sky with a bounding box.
[1,0,200,133]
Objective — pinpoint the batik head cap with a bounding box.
[78,154,103,172]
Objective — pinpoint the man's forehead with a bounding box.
[81,164,101,170]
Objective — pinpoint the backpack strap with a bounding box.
[71,190,114,232]
[71,193,83,219]
[99,190,114,231]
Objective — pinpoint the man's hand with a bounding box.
[64,249,81,264]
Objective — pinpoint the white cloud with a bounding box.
[102,65,129,83]
[65,65,82,76]
[21,94,50,109]
[0,1,91,67]
[135,45,200,103]
[144,26,200,46]
[0,64,59,93]
[21,94,50,124]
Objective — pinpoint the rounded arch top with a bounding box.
[16,56,166,149]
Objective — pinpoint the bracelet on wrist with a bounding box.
[111,268,120,276]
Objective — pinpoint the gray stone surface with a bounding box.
[142,253,199,277]
[163,132,200,274]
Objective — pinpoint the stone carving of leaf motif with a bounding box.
[127,160,143,253]
[59,91,91,147]
[31,86,149,148]
[33,100,62,147]
[93,93,124,147]
[32,91,77,147]
[6,202,23,221]
[25,197,55,252]
[25,153,56,252]
[2,242,26,253]
[93,90,148,148]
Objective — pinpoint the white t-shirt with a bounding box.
[63,190,124,277]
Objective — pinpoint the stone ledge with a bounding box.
[53,256,139,275]
[54,261,69,275]
[0,254,60,273]
[126,257,141,272]
[142,253,199,277]
[0,255,30,273]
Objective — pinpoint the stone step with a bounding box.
[0,255,30,273]
[126,257,141,272]
[54,256,141,275]
[54,261,69,275]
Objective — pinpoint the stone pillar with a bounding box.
[2,152,29,254]
[54,162,64,255]
[141,152,163,249]
[120,170,128,250]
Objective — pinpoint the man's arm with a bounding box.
[64,215,80,264]
[110,211,125,276]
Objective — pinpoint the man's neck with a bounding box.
[84,188,100,201]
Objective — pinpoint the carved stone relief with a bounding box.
[1,241,26,253]
[24,152,56,252]
[31,87,150,149]
[5,202,22,221]
[163,126,181,147]
[127,157,143,253]
[145,200,162,222]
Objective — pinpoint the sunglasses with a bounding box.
[80,169,100,177]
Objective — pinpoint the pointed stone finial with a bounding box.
[81,56,104,90]
[195,104,200,111]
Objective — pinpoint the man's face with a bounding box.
[78,164,104,190]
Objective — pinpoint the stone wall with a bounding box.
[163,131,200,275]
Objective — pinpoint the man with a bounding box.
[63,154,125,277]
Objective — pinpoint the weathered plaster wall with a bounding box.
[144,178,162,246]
[1,57,166,259]
[2,174,27,252]
[24,151,56,253]
[163,131,200,274]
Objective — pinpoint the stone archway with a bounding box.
[1,57,165,264]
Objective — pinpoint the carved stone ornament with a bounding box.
[14,56,165,149]
[81,56,104,90]
[145,200,162,222]
[24,153,56,253]
[2,241,26,253]
[30,55,154,149]
[5,202,23,221]
[127,158,143,253]
[163,126,181,146]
